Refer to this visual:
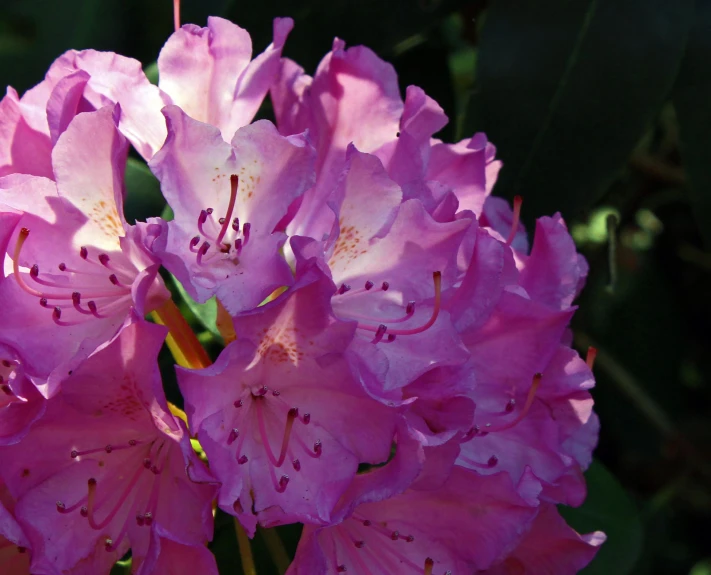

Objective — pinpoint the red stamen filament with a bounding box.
[13,229,47,298]
[13,227,132,327]
[255,401,297,468]
[486,373,541,433]
[356,272,441,337]
[86,468,142,531]
[506,195,523,246]
[424,557,434,575]
[71,440,140,459]
[173,0,180,32]
[586,346,597,369]
[215,175,239,249]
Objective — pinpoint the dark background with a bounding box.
[2,1,710,573]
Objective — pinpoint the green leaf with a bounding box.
[171,275,221,339]
[464,0,694,220]
[144,60,159,85]
[110,557,132,574]
[560,460,643,575]
[672,0,711,248]
[123,157,165,224]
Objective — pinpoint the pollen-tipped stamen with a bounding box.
[255,401,299,468]
[86,465,144,531]
[487,373,542,433]
[358,272,442,338]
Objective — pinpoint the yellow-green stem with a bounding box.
[234,518,258,575]
[259,527,290,574]
[151,298,211,369]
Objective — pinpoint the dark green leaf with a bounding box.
[464,0,694,220]
[560,460,643,575]
[0,0,124,94]
[672,0,711,248]
[171,275,221,340]
[123,157,165,224]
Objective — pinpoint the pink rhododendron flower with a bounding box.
[0,344,45,445]
[149,106,315,314]
[482,504,605,575]
[178,260,400,533]
[0,106,168,379]
[158,17,294,142]
[288,465,540,575]
[289,148,471,398]
[0,318,216,574]
[0,9,606,574]
[271,38,505,241]
[17,16,293,161]
[136,532,219,575]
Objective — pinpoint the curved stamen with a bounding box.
[586,346,597,369]
[72,292,93,315]
[86,468,143,531]
[484,373,541,433]
[255,401,298,468]
[197,210,211,237]
[345,301,416,325]
[505,195,523,246]
[215,175,239,249]
[356,272,441,338]
[71,439,140,459]
[196,242,210,265]
[13,229,48,298]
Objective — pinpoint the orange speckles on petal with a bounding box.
[329,224,366,267]
[87,195,124,241]
[256,326,304,365]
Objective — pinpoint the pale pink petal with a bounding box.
[0,88,53,178]
[48,50,171,160]
[52,105,128,252]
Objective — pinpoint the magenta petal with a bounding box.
[290,467,539,574]
[519,214,589,310]
[52,105,128,251]
[158,17,293,140]
[180,265,398,529]
[135,530,219,575]
[271,58,312,137]
[47,50,171,160]
[150,106,314,313]
[0,344,46,445]
[46,70,91,145]
[286,40,404,238]
[0,320,215,573]
[426,137,489,217]
[485,504,605,575]
[0,88,53,179]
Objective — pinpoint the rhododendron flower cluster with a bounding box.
[0,11,605,575]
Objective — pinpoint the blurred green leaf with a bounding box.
[144,60,159,85]
[123,157,165,223]
[672,0,711,249]
[110,557,132,574]
[0,0,124,94]
[561,460,643,575]
[464,0,694,220]
[171,275,221,340]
